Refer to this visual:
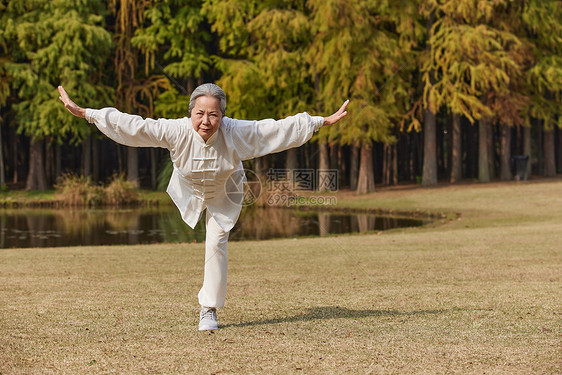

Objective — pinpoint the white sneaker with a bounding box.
[199,307,218,331]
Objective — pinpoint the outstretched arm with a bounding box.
[57,85,182,150]
[58,86,86,118]
[226,100,351,161]
[322,99,349,127]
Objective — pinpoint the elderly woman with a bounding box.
[58,83,348,330]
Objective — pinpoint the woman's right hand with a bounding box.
[58,86,86,118]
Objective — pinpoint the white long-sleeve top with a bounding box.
[85,108,324,231]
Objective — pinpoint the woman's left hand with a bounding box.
[323,100,349,126]
[58,86,86,118]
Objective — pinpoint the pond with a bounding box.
[0,206,429,249]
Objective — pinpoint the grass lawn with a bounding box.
[1,179,560,374]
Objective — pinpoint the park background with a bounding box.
[1,1,561,373]
[0,0,560,193]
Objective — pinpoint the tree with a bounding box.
[133,0,213,112]
[520,1,562,177]
[420,0,527,184]
[203,0,316,184]
[108,0,171,187]
[0,1,12,189]
[420,9,438,186]
[130,0,214,187]
[4,0,112,190]
[450,113,462,182]
[308,0,415,193]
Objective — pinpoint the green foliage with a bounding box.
[132,0,213,118]
[0,23,10,108]
[108,0,170,117]
[132,0,212,79]
[308,0,414,145]
[154,88,190,119]
[1,0,560,188]
[420,0,528,125]
[520,0,562,129]
[204,0,313,120]
[3,0,113,144]
[205,0,411,147]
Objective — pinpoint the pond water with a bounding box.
[0,206,429,249]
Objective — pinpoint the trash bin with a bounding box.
[511,155,529,181]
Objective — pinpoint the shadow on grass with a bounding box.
[222,306,447,328]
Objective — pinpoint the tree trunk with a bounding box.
[558,126,562,173]
[82,135,92,178]
[318,212,329,237]
[338,145,346,188]
[92,138,100,182]
[318,143,330,191]
[12,128,18,184]
[304,143,311,170]
[383,144,389,185]
[117,144,124,173]
[329,144,338,170]
[523,126,531,178]
[408,135,415,181]
[450,113,462,183]
[350,145,358,190]
[422,107,438,186]
[392,143,398,185]
[487,123,496,179]
[286,148,297,171]
[543,127,556,177]
[422,12,437,186]
[54,144,62,182]
[26,139,48,191]
[437,116,444,176]
[45,139,55,186]
[465,121,477,178]
[127,146,139,187]
[383,144,396,185]
[356,143,375,194]
[500,124,512,180]
[478,118,490,183]
[0,122,5,188]
[150,148,157,190]
[187,77,195,97]
[254,156,269,178]
[536,121,543,175]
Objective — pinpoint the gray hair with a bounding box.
[188,83,227,116]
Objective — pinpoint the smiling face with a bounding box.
[190,95,223,142]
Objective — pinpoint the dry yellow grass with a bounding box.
[1,179,561,374]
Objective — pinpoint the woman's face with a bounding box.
[191,95,223,141]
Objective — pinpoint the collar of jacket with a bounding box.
[190,123,220,147]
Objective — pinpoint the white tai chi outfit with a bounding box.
[85,108,324,308]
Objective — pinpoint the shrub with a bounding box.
[55,174,104,207]
[104,174,139,206]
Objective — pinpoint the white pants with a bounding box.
[197,209,230,309]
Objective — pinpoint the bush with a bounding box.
[55,174,104,207]
[55,173,139,207]
[104,174,139,206]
